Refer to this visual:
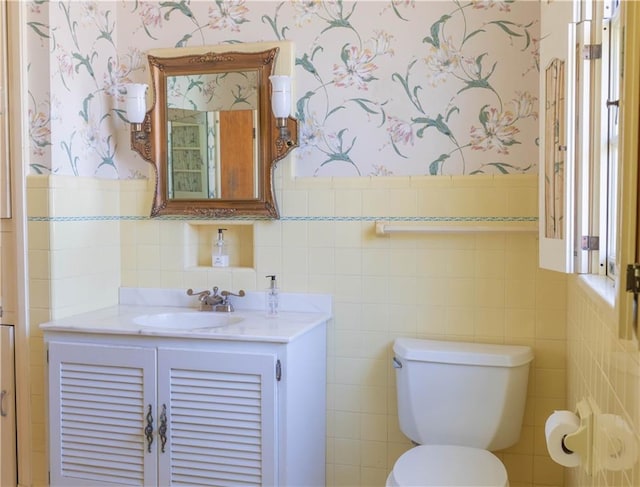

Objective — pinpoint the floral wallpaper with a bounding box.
[25,0,539,179]
[167,72,258,112]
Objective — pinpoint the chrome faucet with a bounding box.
[187,287,245,312]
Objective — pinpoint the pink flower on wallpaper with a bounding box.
[370,30,395,57]
[387,116,414,146]
[207,0,249,32]
[29,108,51,157]
[332,45,377,90]
[292,0,322,27]
[55,45,74,79]
[510,91,538,120]
[139,1,162,29]
[28,1,42,14]
[103,57,133,98]
[469,107,519,155]
[424,37,461,87]
[203,80,218,101]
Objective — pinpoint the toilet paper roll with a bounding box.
[545,410,582,467]
[596,413,639,472]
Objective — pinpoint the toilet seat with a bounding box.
[387,445,508,487]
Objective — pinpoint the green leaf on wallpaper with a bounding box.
[413,115,452,139]
[390,1,410,21]
[462,28,485,45]
[113,108,128,123]
[457,55,497,96]
[72,52,97,80]
[322,18,354,34]
[143,22,159,41]
[488,20,523,38]
[317,128,361,175]
[160,1,193,20]
[97,10,115,46]
[349,98,378,115]
[446,105,460,122]
[79,94,94,123]
[320,1,357,35]
[391,60,424,113]
[59,3,79,50]
[423,14,451,48]
[390,139,408,159]
[176,34,192,48]
[296,53,318,76]
[97,135,117,172]
[295,96,308,122]
[61,134,80,177]
[339,44,350,64]
[27,22,50,39]
[470,162,525,175]
[429,154,449,176]
[327,106,345,118]
[477,104,490,128]
[186,78,204,93]
[261,4,290,41]
[30,163,51,175]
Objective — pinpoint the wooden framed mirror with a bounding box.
[131,42,298,218]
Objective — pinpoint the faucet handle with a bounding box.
[220,289,246,298]
[186,288,211,301]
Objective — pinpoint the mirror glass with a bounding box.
[131,45,298,218]
[166,71,259,200]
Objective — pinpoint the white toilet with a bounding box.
[387,337,534,487]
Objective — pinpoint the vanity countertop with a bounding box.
[40,306,330,343]
[40,288,332,343]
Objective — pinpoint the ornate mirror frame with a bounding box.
[131,43,298,218]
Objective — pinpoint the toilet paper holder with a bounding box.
[562,399,594,475]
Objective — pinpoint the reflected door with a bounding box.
[168,119,208,199]
[219,109,257,200]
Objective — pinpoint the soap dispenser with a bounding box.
[212,228,229,267]
[265,275,279,317]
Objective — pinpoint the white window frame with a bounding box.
[539,0,640,346]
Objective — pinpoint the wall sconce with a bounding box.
[269,75,292,145]
[125,83,148,139]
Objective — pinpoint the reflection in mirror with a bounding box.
[130,44,298,219]
[166,72,259,200]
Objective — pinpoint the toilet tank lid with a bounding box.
[393,338,533,367]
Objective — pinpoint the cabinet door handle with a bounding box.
[159,404,168,453]
[145,404,154,452]
[0,390,7,417]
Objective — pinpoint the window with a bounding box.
[539,0,622,281]
[602,0,621,279]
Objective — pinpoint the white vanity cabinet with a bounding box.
[45,322,326,487]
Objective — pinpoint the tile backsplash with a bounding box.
[27,172,572,487]
[566,277,640,487]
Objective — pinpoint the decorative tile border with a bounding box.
[27,215,538,223]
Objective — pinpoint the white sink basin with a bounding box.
[133,312,243,330]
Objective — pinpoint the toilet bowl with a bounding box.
[389,338,533,487]
[386,445,508,487]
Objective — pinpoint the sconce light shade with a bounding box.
[269,75,291,119]
[125,83,148,124]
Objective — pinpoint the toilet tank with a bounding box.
[393,338,533,451]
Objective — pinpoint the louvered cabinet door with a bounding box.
[48,342,158,487]
[157,348,278,487]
